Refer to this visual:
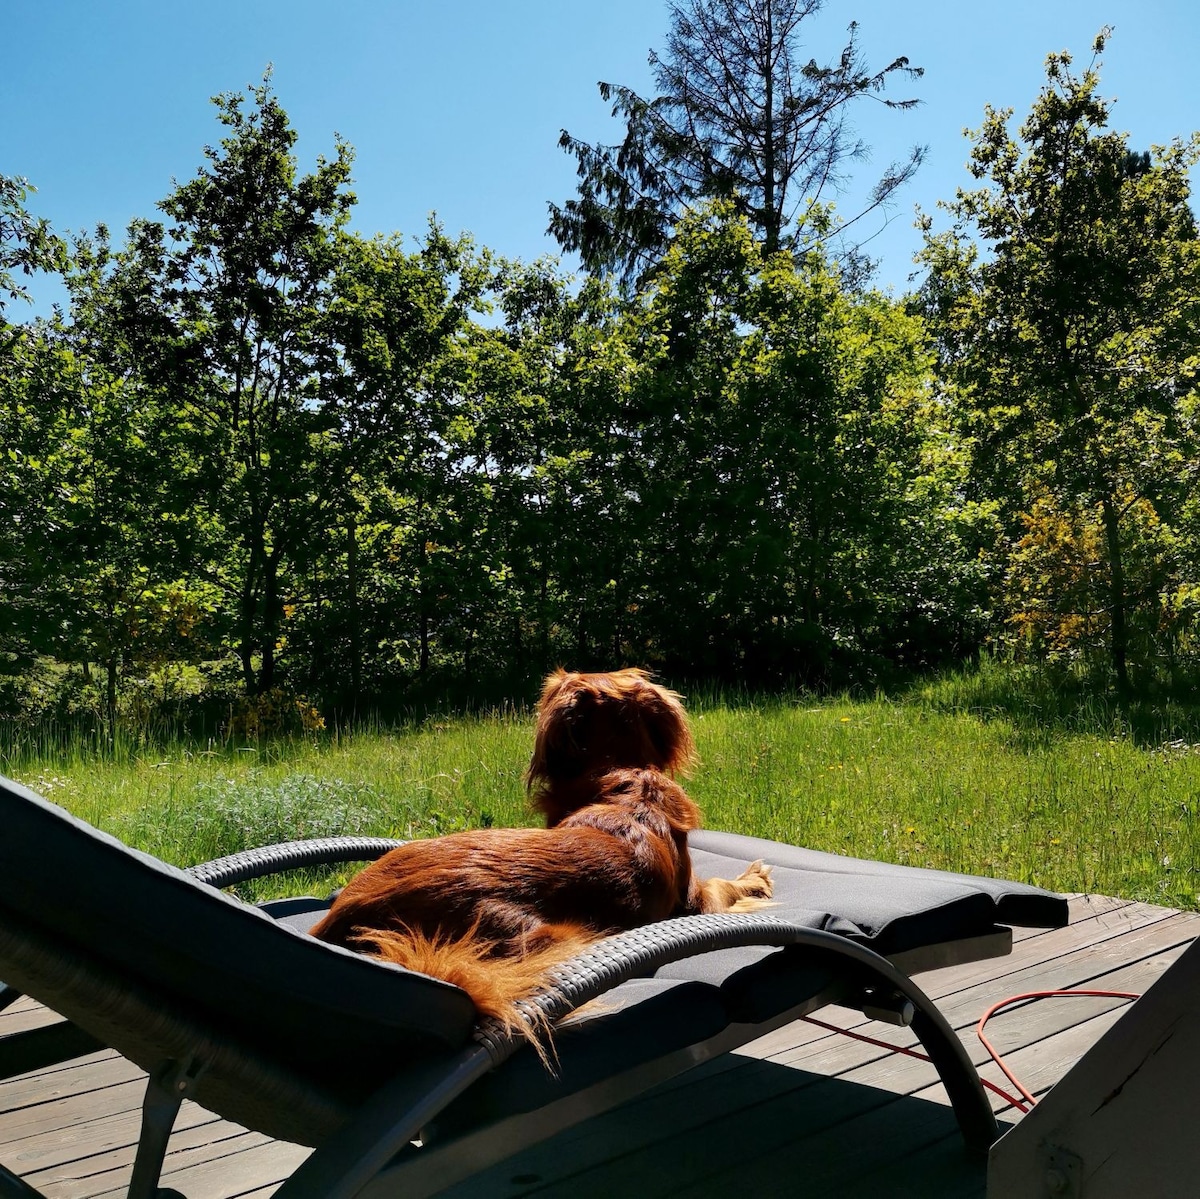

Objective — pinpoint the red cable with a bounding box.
[975,989,1139,1109]
[802,987,1140,1115]
[801,1014,1031,1111]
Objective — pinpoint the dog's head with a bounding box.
[526,668,697,805]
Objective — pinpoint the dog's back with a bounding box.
[310,670,769,1048]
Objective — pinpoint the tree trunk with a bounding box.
[540,568,549,667]
[761,0,778,255]
[240,534,261,693]
[347,512,362,705]
[105,655,118,753]
[1100,491,1132,698]
[416,532,430,677]
[260,551,279,693]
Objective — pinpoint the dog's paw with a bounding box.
[735,859,774,901]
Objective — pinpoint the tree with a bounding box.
[567,201,946,682]
[311,223,497,701]
[548,0,924,286]
[0,176,64,320]
[0,179,67,710]
[114,76,355,696]
[918,31,1200,694]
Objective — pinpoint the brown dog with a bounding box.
[310,669,773,1039]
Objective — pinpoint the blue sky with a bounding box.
[5,0,1198,313]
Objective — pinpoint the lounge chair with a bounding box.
[0,774,1068,1199]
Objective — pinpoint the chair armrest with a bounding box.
[475,911,855,1057]
[187,836,405,888]
[477,910,998,1153]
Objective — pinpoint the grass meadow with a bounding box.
[6,663,1200,908]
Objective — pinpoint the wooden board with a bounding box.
[989,933,1200,1199]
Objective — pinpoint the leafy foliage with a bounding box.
[0,176,64,316]
[918,31,1200,693]
[5,32,1200,743]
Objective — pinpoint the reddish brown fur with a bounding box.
[310,668,772,1042]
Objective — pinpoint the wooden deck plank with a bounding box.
[1,895,1195,1198]
[696,904,1193,1118]
[766,921,1196,1111]
[968,1003,1131,1107]
[770,906,1196,1066]
[907,898,1182,1000]
[813,1130,989,1199]
[6,1096,223,1178]
[0,1078,147,1146]
[652,1080,992,1199]
[725,895,1174,1072]
[450,1057,817,1197]
[0,1004,66,1036]
[454,1069,935,1199]
[0,1055,141,1121]
[89,1137,309,1199]
[1010,893,1130,940]
[24,1125,269,1199]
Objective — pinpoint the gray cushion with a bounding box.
[690,830,1069,935]
[0,776,477,1096]
[659,830,1068,1023]
[433,976,729,1134]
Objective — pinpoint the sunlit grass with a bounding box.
[7,676,1200,908]
[688,694,1200,907]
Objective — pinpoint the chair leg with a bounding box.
[847,958,998,1155]
[127,1057,206,1199]
[0,1161,47,1198]
[906,1003,998,1155]
[783,935,1000,1156]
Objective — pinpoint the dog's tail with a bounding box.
[352,923,599,1061]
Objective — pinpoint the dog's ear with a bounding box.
[631,677,697,778]
[526,669,580,793]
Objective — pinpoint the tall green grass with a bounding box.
[6,674,1200,908]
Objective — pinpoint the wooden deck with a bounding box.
[3,894,1197,1198]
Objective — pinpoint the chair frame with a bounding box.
[0,836,1008,1199]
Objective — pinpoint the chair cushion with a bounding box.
[432,976,730,1135]
[657,830,1069,1023]
[690,830,1070,935]
[0,776,477,1093]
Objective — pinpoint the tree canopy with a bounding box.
[918,30,1200,693]
[548,0,925,286]
[3,27,1200,741]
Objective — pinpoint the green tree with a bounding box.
[115,76,355,696]
[918,32,1200,693]
[0,175,64,319]
[570,202,947,681]
[0,179,67,713]
[312,224,497,701]
[0,327,62,689]
[549,0,923,286]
